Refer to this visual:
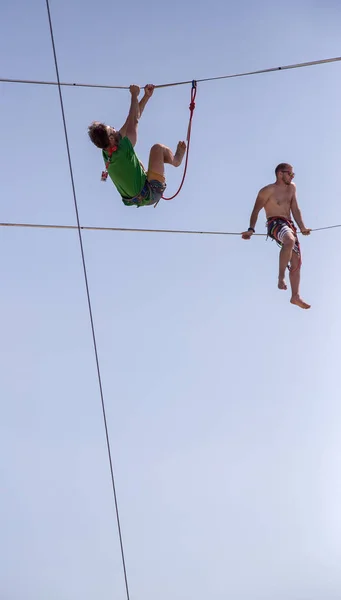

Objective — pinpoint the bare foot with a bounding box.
[173,141,187,167]
[290,295,311,309]
[278,278,287,290]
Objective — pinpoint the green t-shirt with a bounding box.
[102,136,146,199]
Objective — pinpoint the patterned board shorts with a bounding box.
[122,178,167,208]
[267,217,300,257]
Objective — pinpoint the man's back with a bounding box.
[103,136,146,199]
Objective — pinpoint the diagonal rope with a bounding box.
[1,221,340,235]
[45,2,130,599]
[1,55,340,91]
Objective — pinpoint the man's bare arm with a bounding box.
[119,85,140,146]
[250,190,268,229]
[242,188,268,239]
[138,84,154,118]
[119,84,154,146]
[291,187,310,234]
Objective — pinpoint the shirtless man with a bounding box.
[88,84,186,208]
[242,163,311,309]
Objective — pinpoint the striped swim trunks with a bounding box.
[267,217,300,257]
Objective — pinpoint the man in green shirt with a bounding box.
[88,84,186,207]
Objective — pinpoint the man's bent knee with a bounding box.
[150,143,165,154]
[148,144,167,180]
[149,143,173,168]
[282,234,295,249]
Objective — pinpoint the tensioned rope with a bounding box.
[1,56,340,90]
[1,221,340,235]
[44,2,130,599]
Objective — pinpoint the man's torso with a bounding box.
[262,182,295,220]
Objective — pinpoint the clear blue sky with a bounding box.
[1,0,341,598]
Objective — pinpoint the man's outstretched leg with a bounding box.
[289,252,311,309]
[278,233,295,290]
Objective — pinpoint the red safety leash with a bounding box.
[162,80,197,201]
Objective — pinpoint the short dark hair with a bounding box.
[275,163,291,176]
[88,121,110,149]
